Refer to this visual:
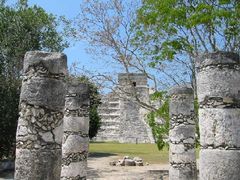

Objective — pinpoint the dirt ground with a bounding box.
[0,154,169,180]
[87,154,169,180]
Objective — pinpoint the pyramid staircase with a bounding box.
[95,94,122,142]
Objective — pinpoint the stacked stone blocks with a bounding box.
[169,85,197,180]
[61,82,90,180]
[14,51,67,180]
[96,73,154,143]
[196,52,240,180]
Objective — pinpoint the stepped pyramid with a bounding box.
[95,73,155,143]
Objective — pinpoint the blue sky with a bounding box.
[25,0,113,75]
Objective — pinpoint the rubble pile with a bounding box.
[109,156,144,166]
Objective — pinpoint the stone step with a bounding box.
[100,113,121,117]
[108,100,120,104]
[108,103,120,108]
[109,97,120,102]
[102,119,121,123]
[101,121,120,126]
[99,115,120,120]
[98,107,120,110]
[98,108,120,114]
[98,125,120,131]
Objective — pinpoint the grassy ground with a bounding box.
[89,142,169,164]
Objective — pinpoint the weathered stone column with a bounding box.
[169,85,197,180]
[14,51,67,180]
[61,82,90,180]
[196,52,240,180]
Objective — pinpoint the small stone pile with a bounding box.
[109,156,144,166]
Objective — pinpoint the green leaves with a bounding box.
[148,91,170,150]
[134,0,240,64]
[0,1,68,159]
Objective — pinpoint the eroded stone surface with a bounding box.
[200,149,240,180]
[169,85,196,180]
[15,51,67,180]
[199,108,240,148]
[61,82,90,180]
[95,73,154,143]
[196,52,240,180]
[169,164,197,180]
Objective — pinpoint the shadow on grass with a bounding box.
[88,152,117,158]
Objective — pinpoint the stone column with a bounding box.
[61,82,90,180]
[14,51,67,180]
[169,85,197,180]
[196,52,240,180]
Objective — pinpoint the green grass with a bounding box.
[89,142,169,164]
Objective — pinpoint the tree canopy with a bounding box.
[135,0,239,60]
[132,0,239,149]
[0,0,68,77]
[0,0,68,159]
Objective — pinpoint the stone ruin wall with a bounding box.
[61,82,90,180]
[95,73,155,143]
[196,52,240,180]
[13,50,240,180]
[169,85,197,180]
[14,51,90,180]
[15,51,68,180]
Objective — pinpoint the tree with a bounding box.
[66,0,190,149]
[135,0,240,90]
[66,0,163,111]
[134,0,239,149]
[0,0,68,159]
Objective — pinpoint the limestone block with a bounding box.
[60,161,87,178]
[199,108,240,148]
[17,117,28,126]
[195,51,239,68]
[169,164,197,180]
[20,77,66,110]
[197,68,240,103]
[169,97,194,116]
[23,51,67,75]
[196,52,240,180]
[124,159,136,166]
[169,144,195,164]
[169,85,194,116]
[169,125,195,143]
[200,149,240,180]
[63,116,89,134]
[15,51,67,180]
[62,135,88,155]
[65,96,89,110]
[196,52,240,104]
[39,123,62,144]
[169,85,196,180]
[15,149,61,180]
[17,126,28,136]
[67,82,89,96]
[135,162,144,166]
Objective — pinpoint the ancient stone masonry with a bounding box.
[96,73,154,143]
[169,85,197,180]
[61,82,90,180]
[14,51,67,180]
[196,52,240,180]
